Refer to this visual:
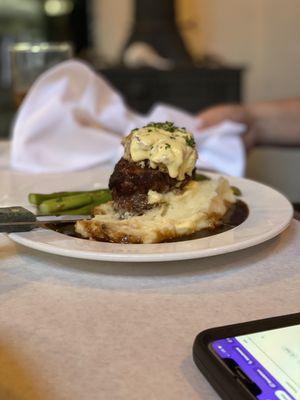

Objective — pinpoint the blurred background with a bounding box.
[0,0,299,203]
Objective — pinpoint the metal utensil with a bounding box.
[0,206,90,233]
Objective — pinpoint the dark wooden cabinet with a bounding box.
[101,67,243,114]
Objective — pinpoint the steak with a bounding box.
[109,158,193,215]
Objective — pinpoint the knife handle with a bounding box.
[0,206,37,233]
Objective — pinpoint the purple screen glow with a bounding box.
[212,337,297,400]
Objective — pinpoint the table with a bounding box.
[0,141,299,400]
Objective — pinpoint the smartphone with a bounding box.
[193,313,300,400]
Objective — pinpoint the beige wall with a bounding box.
[92,0,300,102]
[91,0,133,65]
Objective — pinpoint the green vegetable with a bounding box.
[144,121,177,132]
[185,136,196,147]
[38,193,94,214]
[29,191,81,205]
[44,200,105,216]
[194,173,211,181]
[35,190,112,215]
[28,189,110,206]
[231,186,242,196]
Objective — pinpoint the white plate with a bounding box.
[9,174,293,262]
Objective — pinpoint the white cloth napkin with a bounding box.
[11,60,246,176]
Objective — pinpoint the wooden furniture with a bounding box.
[101,67,243,114]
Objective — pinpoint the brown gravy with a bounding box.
[46,200,249,243]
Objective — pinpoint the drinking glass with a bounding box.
[10,42,73,108]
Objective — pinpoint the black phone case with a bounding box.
[193,312,300,400]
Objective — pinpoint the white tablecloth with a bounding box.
[0,141,299,400]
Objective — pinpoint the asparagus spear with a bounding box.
[231,186,242,196]
[29,189,110,205]
[194,173,211,181]
[29,191,81,205]
[45,200,105,216]
[38,191,112,215]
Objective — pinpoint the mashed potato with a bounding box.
[75,178,236,244]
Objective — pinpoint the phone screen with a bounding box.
[211,324,300,400]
